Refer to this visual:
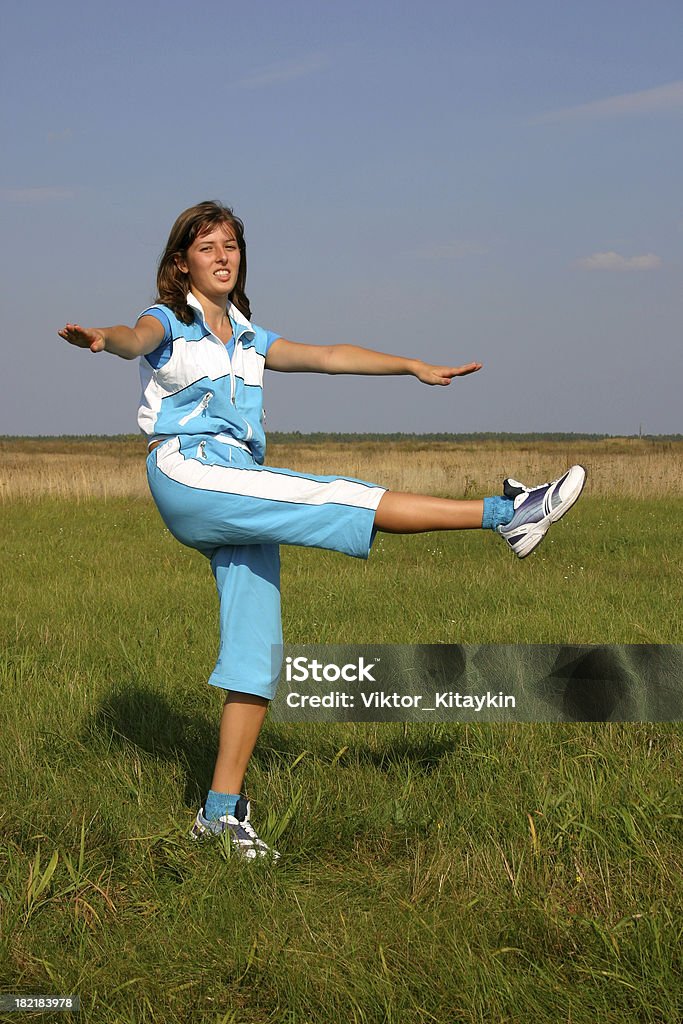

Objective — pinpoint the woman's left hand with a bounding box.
[415,361,483,385]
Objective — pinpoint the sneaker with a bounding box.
[189,796,280,861]
[497,464,587,558]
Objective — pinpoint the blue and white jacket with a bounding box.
[137,293,279,464]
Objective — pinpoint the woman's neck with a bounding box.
[189,289,233,342]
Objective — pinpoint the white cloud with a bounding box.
[532,80,683,125]
[238,54,327,90]
[0,186,76,203]
[576,251,662,272]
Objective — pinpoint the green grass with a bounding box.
[1,496,682,1022]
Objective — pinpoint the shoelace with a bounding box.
[230,811,267,845]
[508,477,553,495]
[236,817,260,840]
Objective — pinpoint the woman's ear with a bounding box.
[175,253,188,274]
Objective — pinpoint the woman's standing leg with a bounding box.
[189,541,283,857]
[210,692,269,795]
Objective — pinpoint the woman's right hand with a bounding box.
[58,323,106,353]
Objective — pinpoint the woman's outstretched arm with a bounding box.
[58,315,165,360]
[265,338,482,385]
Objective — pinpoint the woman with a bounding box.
[59,200,586,860]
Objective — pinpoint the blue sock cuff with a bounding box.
[204,789,240,821]
[482,495,515,530]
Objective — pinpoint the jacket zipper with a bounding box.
[178,391,214,427]
[222,331,253,441]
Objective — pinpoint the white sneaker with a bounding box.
[497,465,587,558]
[189,796,280,861]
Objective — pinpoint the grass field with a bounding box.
[1,437,682,1023]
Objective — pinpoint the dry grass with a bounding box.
[270,437,683,500]
[1,436,682,501]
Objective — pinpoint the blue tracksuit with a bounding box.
[139,294,385,698]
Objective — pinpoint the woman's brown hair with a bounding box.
[156,200,251,324]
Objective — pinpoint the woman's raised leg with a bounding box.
[374,492,485,533]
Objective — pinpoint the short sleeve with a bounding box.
[137,306,173,369]
[265,330,280,352]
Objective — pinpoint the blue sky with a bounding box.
[2,0,681,435]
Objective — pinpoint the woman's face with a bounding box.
[176,222,241,302]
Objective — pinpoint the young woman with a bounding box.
[58,200,586,860]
